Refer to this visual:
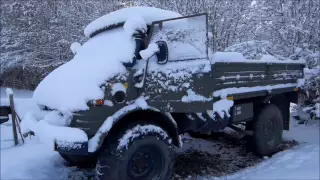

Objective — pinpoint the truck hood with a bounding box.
[33,29,132,113]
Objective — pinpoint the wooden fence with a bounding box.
[0,89,24,145]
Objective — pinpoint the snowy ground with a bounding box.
[1,88,319,179]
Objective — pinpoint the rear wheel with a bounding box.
[249,104,283,156]
[96,123,175,180]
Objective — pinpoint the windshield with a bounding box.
[33,28,135,113]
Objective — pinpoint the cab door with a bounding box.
[141,14,213,112]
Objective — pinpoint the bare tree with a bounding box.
[1,0,319,89]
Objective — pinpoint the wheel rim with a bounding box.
[127,145,163,179]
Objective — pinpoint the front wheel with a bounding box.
[96,123,176,180]
[250,104,283,156]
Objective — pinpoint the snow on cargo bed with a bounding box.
[213,83,298,97]
[84,7,182,37]
[211,52,305,64]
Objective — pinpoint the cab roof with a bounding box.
[84,6,182,38]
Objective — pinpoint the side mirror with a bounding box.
[155,41,168,64]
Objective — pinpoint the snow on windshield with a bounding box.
[150,14,207,62]
[85,6,182,38]
[33,28,134,113]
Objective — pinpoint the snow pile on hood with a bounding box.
[33,29,133,113]
[84,6,182,38]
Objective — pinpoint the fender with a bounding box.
[262,94,286,104]
[262,94,290,130]
[87,105,180,153]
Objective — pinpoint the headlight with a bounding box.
[111,83,127,104]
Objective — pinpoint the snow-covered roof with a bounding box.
[84,6,182,38]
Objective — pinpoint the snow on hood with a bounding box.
[33,28,134,113]
[84,6,182,38]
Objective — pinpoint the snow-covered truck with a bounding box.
[22,7,305,180]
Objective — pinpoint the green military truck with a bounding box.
[23,7,305,180]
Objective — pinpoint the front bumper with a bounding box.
[21,110,90,155]
[54,141,89,155]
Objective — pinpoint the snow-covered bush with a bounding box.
[224,40,286,60]
[289,46,319,69]
[290,44,320,121]
[299,68,320,121]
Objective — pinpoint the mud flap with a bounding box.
[182,112,230,133]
